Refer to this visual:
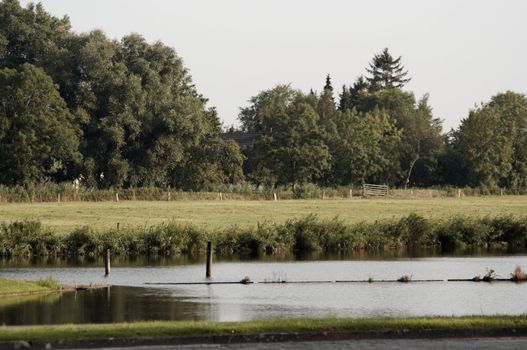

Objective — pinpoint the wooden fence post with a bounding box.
[206,241,212,278]
[57,193,61,203]
[273,192,277,201]
[115,193,119,202]
[349,189,353,199]
[104,249,111,276]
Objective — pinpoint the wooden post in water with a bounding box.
[104,249,111,276]
[206,241,212,278]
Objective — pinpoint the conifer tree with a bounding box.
[366,48,411,91]
[317,74,336,119]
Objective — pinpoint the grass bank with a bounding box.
[0,277,60,296]
[2,214,527,259]
[1,196,527,233]
[1,316,527,341]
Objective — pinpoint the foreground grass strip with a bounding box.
[0,278,57,296]
[1,317,527,341]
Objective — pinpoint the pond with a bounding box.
[1,254,527,325]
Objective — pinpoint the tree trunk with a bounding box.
[405,156,419,190]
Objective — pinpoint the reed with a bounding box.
[1,214,527,259]
[511,265,527,282]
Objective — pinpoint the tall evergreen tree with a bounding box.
[366,48,411,91]
[338,76,369,112]
[317,74,336,120]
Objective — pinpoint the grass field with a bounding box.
[1,316,526,341]
[1,196,526,233]
[0,278,60,296]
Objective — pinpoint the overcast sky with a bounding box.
[21,0,527,131]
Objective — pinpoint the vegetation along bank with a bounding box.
[2,214,527,259]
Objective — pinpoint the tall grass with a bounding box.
[35,276,61,289]
[1,214,527,259]
[1,183,524,203]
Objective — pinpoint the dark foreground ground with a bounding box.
[66,337,527,350]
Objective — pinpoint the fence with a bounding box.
[362,183,389,197]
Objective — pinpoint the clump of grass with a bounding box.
[474,268,496,282]
[36,276,61,289]
[397,275,412,283]
[240,276,252,284]
[367,277,374,283]
[511,265,527,282]
[482,269,496,282]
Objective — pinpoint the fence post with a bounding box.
[273,192,277,201]
[349,189,352,199]
[115,193,119,202]
[104,249,111,276]
[57,193,61,203]
[206,241,212,278]
[457,189,461,198]
[167,191,171,201]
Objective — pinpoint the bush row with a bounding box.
[0,214,527,257]
[1,214,527,259]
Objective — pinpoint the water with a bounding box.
[1,255,527,325]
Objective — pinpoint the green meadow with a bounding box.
[1,196,526,233]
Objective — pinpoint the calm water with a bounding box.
[1,255,527,325]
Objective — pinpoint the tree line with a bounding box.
[1,0,526,191]
[0,0,243,189]
[239,48,527,191]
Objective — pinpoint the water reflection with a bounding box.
[2,247,524,268]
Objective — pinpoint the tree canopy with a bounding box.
[0,0,243,189]
[0,0,525,192]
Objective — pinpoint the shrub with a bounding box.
[65,227,99,257]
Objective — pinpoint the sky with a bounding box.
[20,0,527,131]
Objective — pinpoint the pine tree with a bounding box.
[338,85,351,111]
[318,74,336,119]
[366,48,411,91]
